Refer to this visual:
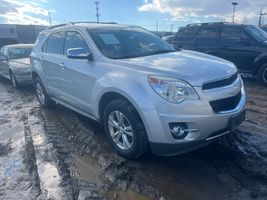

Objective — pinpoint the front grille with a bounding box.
[202,73,238,90]
[210,91,241,112]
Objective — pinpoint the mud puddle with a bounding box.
[73,155,101,184]
[107,190,152,200]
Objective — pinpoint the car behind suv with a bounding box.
[173,22,267,85]
[31,22,246,159]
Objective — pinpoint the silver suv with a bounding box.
[31,22,246,159]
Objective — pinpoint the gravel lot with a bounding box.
[0,77,266,200]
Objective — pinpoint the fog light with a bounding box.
[169,123,188,139]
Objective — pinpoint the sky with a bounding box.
[0,0,266,32]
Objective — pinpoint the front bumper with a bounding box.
[14,72,32,85]
[141,80,246,156]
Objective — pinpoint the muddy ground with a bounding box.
[0,77,267,200]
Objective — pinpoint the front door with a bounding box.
[59,30,96,114]
[218,26,259,72]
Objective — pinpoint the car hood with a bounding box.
[9,58,30,66]
[115,50,237,87]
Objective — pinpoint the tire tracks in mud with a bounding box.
[33,106,163,200]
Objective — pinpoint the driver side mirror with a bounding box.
[67,48,93,60]
[0,55,8,61]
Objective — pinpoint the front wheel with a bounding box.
[258,63,267,86]
[33,77,54,108]
[103,99,149,159]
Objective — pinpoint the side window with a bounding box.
[175,27,198,41]
[46,32,64,54]
[221,26,246,44]
[64,31,90,55]
[42,41,48,52]
[196,26,217,41]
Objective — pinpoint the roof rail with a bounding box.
[70,21,117,25]
[47,23,72,29]
[46,21,118,30]
[186,22,240,27]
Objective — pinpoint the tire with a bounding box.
[103,99,149,159]
[9,71,20,89]
[33,77,54,108]
[258,63,267,86]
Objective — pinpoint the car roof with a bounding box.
[3,44,34,48]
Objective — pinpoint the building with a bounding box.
[0,24,47,48]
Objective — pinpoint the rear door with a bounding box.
[59,30,95,113]
[41,31,65,97]
[218,26,259,72]
[173,26,198,50]
[194,25,222,57]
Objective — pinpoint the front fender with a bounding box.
[92,70,165,119]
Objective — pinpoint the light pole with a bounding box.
[259,9,267,26]
[48,11,52,26]
[232,2,238,23]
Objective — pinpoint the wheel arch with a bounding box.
[253,55,267,75]
[98,91,144,125]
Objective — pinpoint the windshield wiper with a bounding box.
[152,49,177,55]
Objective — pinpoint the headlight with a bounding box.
[14,67,31,74]
[149,76,199,103]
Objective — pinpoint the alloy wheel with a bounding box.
[36,82,45,106]
[108,111,134,150]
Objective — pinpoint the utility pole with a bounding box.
[232,2,238,23]
[48,11,52,26]
[95,1,100,23]
[259,9,267,26]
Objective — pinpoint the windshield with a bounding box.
[87,27,176,59]
[245,25,267,42]
[9,47,32,59]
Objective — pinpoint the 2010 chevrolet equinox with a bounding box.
[30,22,246,159]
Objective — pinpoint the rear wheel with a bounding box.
[9,71,19,89]
[258,63,267,86]
[33,77,54,108]
[103,99,149,159]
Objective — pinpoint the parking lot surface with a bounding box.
[0,77,267,200]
